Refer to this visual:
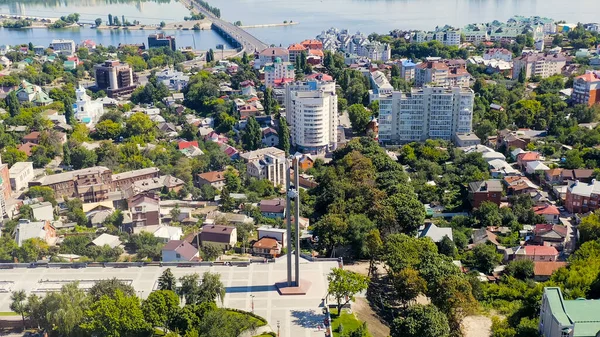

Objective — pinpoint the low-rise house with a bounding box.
[199,224,237,250]
[259,198,286,219]
[454,133,481,147]
[14,81,54,106]
[514,245,559,262]
[112,167,160,191]
[517,152,542,170]
[262,128,279,147]
[561,169,595,184]
[533,262,567,281]
[162,240,199,262]
[469,180,503,207]
[544,169,563,185]
[241,147,286,187]
[257,226,287,248]
[565,179,600,213]
[9,162,34,191]
[195,170,227,190]
[204,211,253,225]
[252,237,282,258]
[134,225,183,242]
[298,155,315,171]
[123,175,184,199]
[30,202,53,221]
[15,219,56,247]
[526,160,550,175]
[532,224,567,249]
[128,193,161,227]
[488,159,519,177]
[417,223,453,242]
[533,204,560,224]
[91,233,121,248]
[504,176,539,195]
[471,228,500,248]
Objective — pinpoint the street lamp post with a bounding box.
[277,321,280,337]
[250,294,255,313]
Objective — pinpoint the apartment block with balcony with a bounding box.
[414,26,462,47]
[94,60,137,97]
[374,86,474,144]
[285,79,338,153]
[264,57,295,88]
[565,179,600,213]
[415,59,470,87]
[572,70,600,106]
[512,52,567,80]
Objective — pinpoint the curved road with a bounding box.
[185,0,269,53]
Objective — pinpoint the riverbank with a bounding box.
[95,19,212,31]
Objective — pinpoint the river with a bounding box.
[0,0,597,48]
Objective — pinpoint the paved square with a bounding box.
[0,259,338,337]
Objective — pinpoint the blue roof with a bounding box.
[82,117,91,123]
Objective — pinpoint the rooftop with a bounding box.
[469,180,503,193]
[32,166,111,186]
[112,167,159,182]
[197,170,227,183]
[543,287,600,337]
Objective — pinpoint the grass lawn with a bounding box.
[253,334,275,337]
[0,312,17,316]
[330,308,371,337]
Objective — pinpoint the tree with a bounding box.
[347,104,371,134]
[473,201,502,227]
[80,290,151,337]
[95,18,102,27]
[391,268,427,307]
[160,21,166,28]
[278,114,290,155]
[197,272,226,304]
[10,290,27,328]
[69,145,98,170]
[263,87,274,115]
[504,259,534,280]
[5,91,20,117]
[466,243,502,274]
[391,304,450,337]
[142,290,179,331]
[242,116,262,150]
[201,244,221,261]
[178,273,201,304]
[383,192,426,235]
[169,205,181,222]
[2,147,27,167]
[108,14,113,26]
[224,169,241,192]
[438,235,457,258]
[95,120,123,140]
[158,268,177,292]
[27,186,56,206]
[364,229,382,276]
[327,268,369,313]
[89,278,135,301]
[579,211,600,244]
[126,112,156,141]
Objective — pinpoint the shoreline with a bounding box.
[240,22,299,29]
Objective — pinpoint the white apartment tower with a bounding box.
[376,86,474,144]
[285,79,338,154]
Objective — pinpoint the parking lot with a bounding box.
[0,259,338,337]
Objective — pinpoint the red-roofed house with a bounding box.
[300,39,323,50]
[573,70,600,106]
[517,152,541,170]
[239,105,259,119]
[252,237,282,258]
[22,131,41,144]
[533,204,560,223]
[515,245,559,262]
[18,142,36,156]
[532,224,568,249]
[306,73,333,82]
[195,170,227,190]
[533,261,567,281]
[178,140,199,151]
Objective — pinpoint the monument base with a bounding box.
[275,279,312,295]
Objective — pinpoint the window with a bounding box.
[176,253,181,258]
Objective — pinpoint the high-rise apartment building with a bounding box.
[285,79,338,153]
[512,52,567,80]
[375,86,474,144]
[94,60,136,97]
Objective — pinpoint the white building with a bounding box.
[483,48,513,62]
[156,68,190,91]
[375,86,474,144]
[285,79,339,153]
[9,162,34,191]
[257,47,289,68]
[31,202,54,221]
[241,147,287,187]
[264,58,295,88]
[415,26,462,47]
[513,52,567,80]
[369,71,394,102]
[74,85,105,126]
[49,39,76,56]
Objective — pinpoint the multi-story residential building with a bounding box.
[264,58,295,88]
[112,167,160,191]
[285,79,339,153]
[9,161,34,191]
[415,59,470,87]
[241,147,286,187]
[29,166,113,202]
[288,44,306,64]
[156,68,190,91]
[300,39,323,50]
[484,48,513,62]
[49,39,76,56]
[74,84,105,126]
[94,60,136,97]
[128,193,160,227]
[400,59,417,81]
[374,86,474,144]
[572,71,600,106]
[513,52,567,80]
[462,24,490,44]
[539,287,600,337]
[257,47,289,68]
[468,180,503,207]
[354,40,391,61]
[511,15,556,34]
[369,70,394,101]
[415,26,462,46]
[565,179,600,213]
[148,33,176,51]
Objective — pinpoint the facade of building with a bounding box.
[0,159,9,217]
[128,193,161,227]
[200,224,237,250]
[49,39,76,56]
[400,60,417,81]
[241,147,286,187]
[148,33,176,51]
[15,80,53,106]
[565,179,600,213]
[9,161,34,191]
[415,59,470,87]
[513,52,567,80]
[162,240,199,262]
[195,170,228,190]
[484,48,513,62]
[264,58,295,88]
[285,79,339,153]
[415,26,462,46]
[454,133,481,147]
[94,60,136,97]
[74,85,105,126]
[257,47,289,67]
[572,71,600,106]
[112,168,160,191]
[468,180,503,207]
[375,86,474,144]
[539,287,600,337]
[29,166,113,202]
[15,219,56,247]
